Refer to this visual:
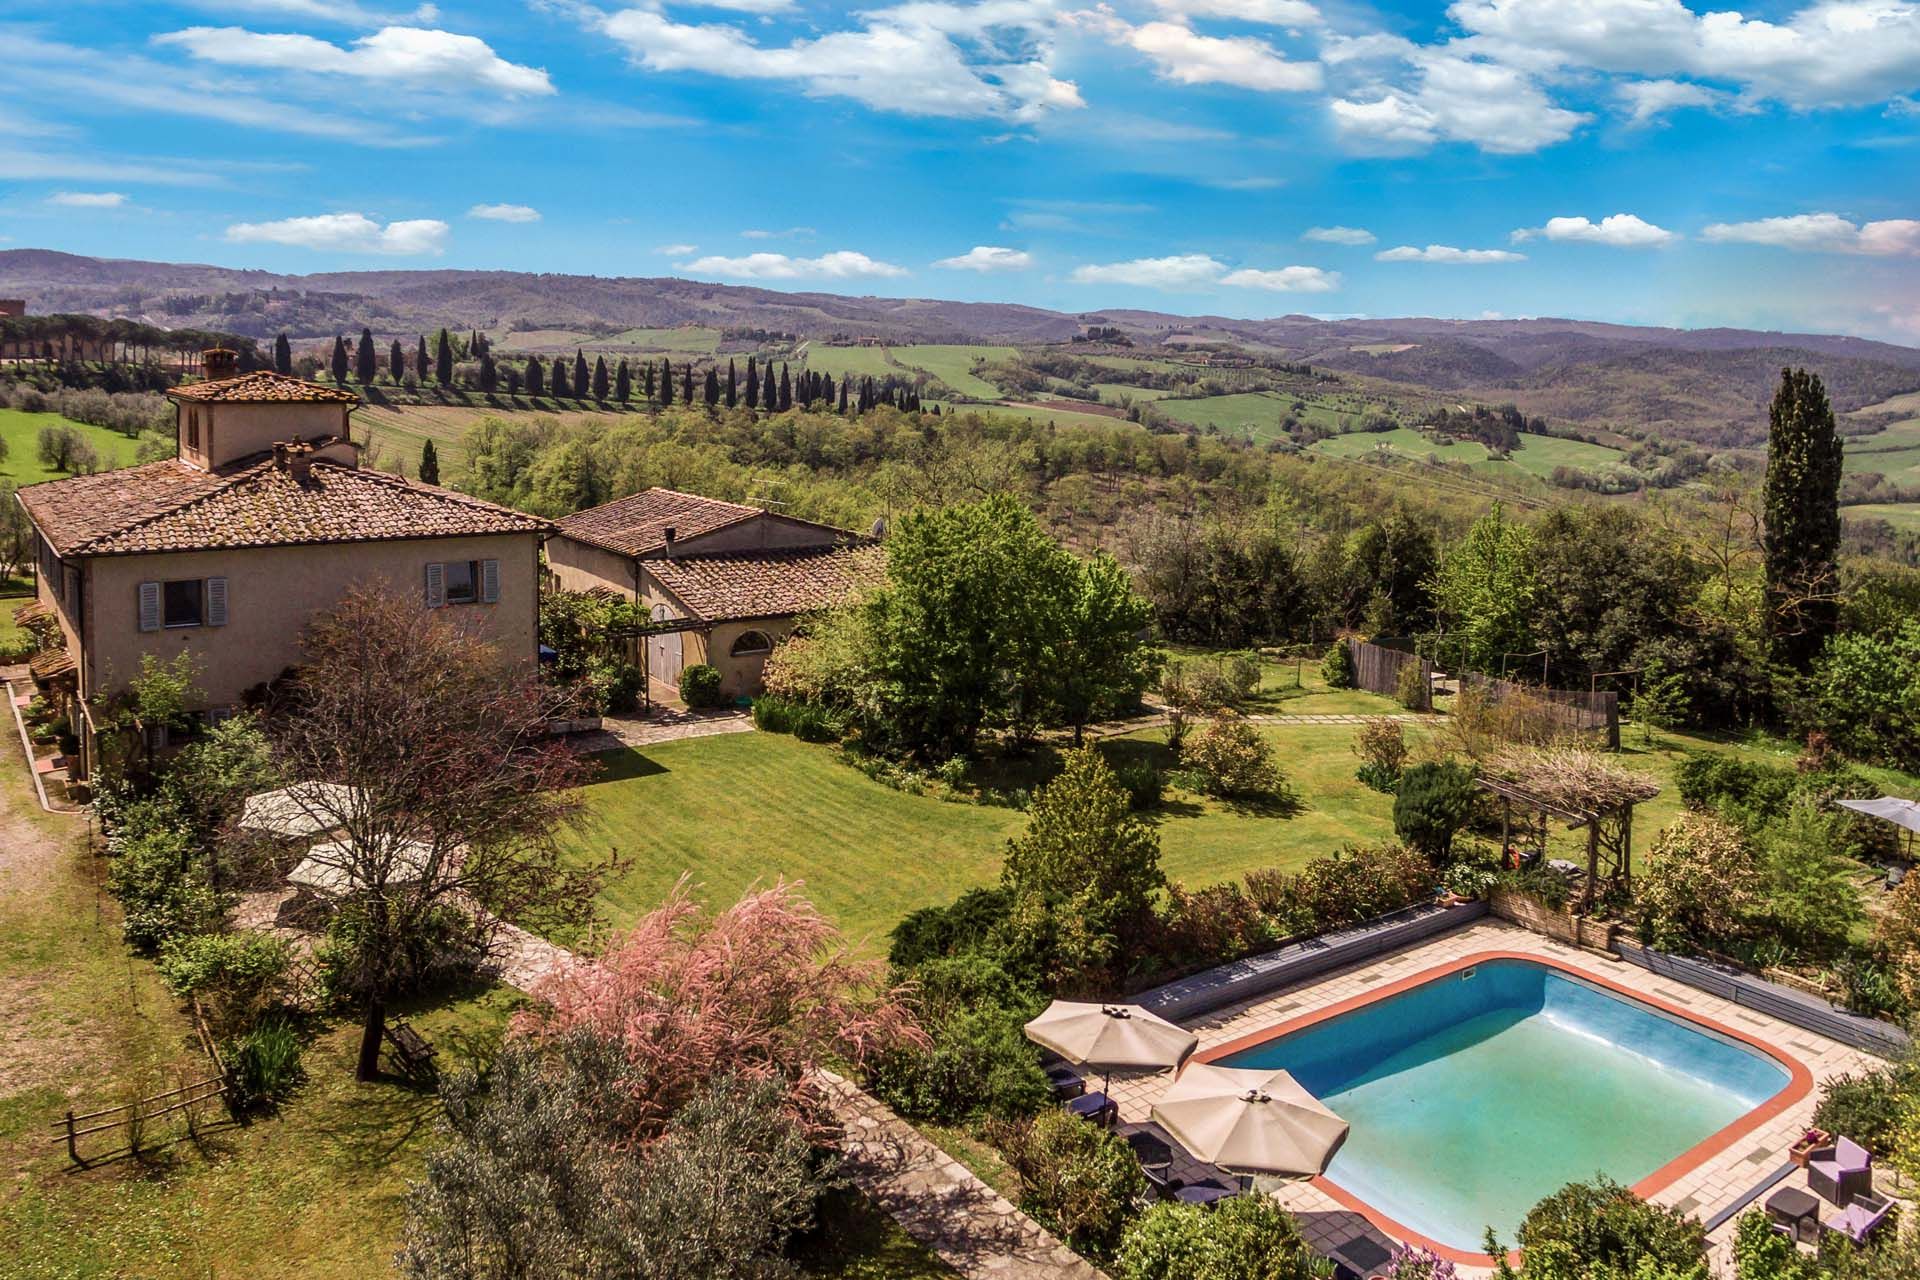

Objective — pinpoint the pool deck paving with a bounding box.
[1106,919,1899,1279]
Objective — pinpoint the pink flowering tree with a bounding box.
[522,876,925,1140]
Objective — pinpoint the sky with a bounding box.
[1,1,1918,342]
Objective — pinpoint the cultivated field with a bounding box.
[1845,502,1920,532]
[802,344,1015,400]
[1843,416,1920,485]
[1310,426,1624,483]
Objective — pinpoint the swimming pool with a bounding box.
[1209,954,1806,1256]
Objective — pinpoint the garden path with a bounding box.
[565,705,754,753]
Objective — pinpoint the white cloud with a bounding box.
[742,226,815,240]
[47,191,129,208]
[1150,0,1322,24]
[1614,78,1725,126]
[655,243,699,255]
[189,0,443,24]
[1330,50,1588,153]
[1072,254,1230,289]
[596,3,1083,121]
[225,211,449,255]
[1701,213,1920,256]
[934,245,1033,271]
[1120,21,1323,91]
[1303,225,1374,244]
[1448,0,1920,110]
[1513,212,1678,247]
[678,250,909,279]
[1376,244,1526,263]
[1220,265,1341,291]
[154,25,554,96]
[468,202,540,222]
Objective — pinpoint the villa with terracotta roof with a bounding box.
[17,349,550,778]
[547,487,876,700]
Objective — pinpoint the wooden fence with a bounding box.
[1344,638,1433,712]
[1456,672,1619,748]
[53,1075,229,1166]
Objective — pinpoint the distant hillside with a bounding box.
[3,248,1917,446]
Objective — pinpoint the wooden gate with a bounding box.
[647,605,685,689]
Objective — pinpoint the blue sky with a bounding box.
[2,1,1918,341]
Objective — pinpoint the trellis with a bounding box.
[1475,767,1653,912]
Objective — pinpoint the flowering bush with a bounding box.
[1178,714,1288,800]
[1381,1244,1459,1280]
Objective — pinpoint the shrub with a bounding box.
[1635,814,1759,952]
[1111,758,1165,811]
[1674,754,1795,831]
[317,900,480,1004]
[1393,761,1478,858]
[1321,641,1355,689]
[1267,842,1434,934]
[1354,717,1409,793]
[865,1002,1051,1124]
[156,930,292,1036]
[1395,660,1427,710]
[1505,1178,1706,1280]
[1178,714,1288,800]
[678,663,725,708]
[752,694,796,733]
[1730,1209,1818,1280]
[225,1015,303,1111]
[788,701,841,742]
[1756,799,1865,959]
[1380,1245,1460,1280]
[994,1108,1146,1260]
[1812,1070,1910,1156]
[888,886,1015,969]
[1876,875,1920,1008]
[106,819,228,952]
[1158,881,1274,966]
[1114,1196,1318,1280]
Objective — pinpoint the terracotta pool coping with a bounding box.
[1192,949,1815,1267]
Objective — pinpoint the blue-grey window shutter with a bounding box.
[481,559,500,604]
[424,561,446,608]
[206,577,228,627]
[137,581,160,632]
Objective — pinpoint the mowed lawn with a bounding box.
[566,722,1406,946]
[0,409,145,486]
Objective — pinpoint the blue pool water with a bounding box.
[1216,958,1791,1249]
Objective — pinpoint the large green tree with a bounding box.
[1530,505,1698,681]
[1045,553,1160,745]
[1429,502,1537,675]
[356,327,376,384]
[1762,367,1844,670]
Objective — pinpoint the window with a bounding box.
[164,579,204,628]
[138,577,227,632]
[186,409,200,450]
[730,630,774,657]
[425,559,500,608]
[444,560,478,604]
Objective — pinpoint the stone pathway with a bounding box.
[817,1070,1109,1280]
[564,706,754,753]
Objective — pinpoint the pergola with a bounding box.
[1477,747,1661,912]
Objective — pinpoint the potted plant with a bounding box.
[1790,1128,1832,1168]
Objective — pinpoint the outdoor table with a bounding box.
[1066,1091,1115,1125]
[1173,1180,1238,1207]
[1765,1185,1821,1244]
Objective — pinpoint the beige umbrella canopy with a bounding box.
[1151,1063,1348,1177]
[1024,1001,1199,1075]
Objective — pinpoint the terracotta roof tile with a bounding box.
[649,545,883,622]
[168,371,360,404]
[556,487,763,558]
[19,458,548,557]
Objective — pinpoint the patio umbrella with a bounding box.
[1838,797,1920,857]
[1150,1062,1348,1178]
[1024,1001,1198,1091]
[239,782,364,839]
[286,835,440,898]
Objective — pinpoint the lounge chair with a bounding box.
[1066,1091,1116,1125]
[1808,1137,1873,1205]
[1172,1178,1239,1208]
[1822,1190,1894,1245]
[1125,1131,1174,1198]
[1044,1064,1086,1100]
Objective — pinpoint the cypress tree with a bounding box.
[682,363,693,404]
[704,367,719,407]
[274,332,292,375]
[356,327,376,384]
[643,362,656,402]
[552,357,570,398]
[416,335,431,381]
[435,329,453,385]
[660,358,673,406]
[745,357,759,409]
[389,339,405,383]
[1763,367,1845,670]
[479,351,497,392]
[506,366,522,395]
[726,358,737,408]
[419,439,440,485]
[576,349,590,397]
[593,355,609,401]
[526,355,544,397]
[837,375,849,414]
[616,359,631,404]
[330,334,349,384]
[778,364,791,411]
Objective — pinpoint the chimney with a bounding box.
[202,348,239,381]
[274,436,315,483]
[663,525,677,553]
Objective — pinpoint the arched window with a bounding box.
[729,630,774,657]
